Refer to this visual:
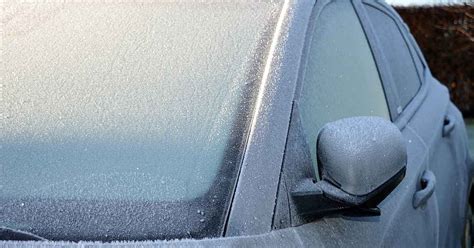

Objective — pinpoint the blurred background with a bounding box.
[388,0,473,155]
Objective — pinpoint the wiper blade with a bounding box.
[0,227,47,241]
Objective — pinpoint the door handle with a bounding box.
[413,170,436,209]
[442,114,456,137]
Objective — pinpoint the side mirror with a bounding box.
[292,116,407,217]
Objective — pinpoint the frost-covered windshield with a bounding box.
[1,1,282,240]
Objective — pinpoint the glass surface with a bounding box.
[298,0,390,178]
[365,5,422,109]
[1,1,281,240]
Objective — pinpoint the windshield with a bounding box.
[1,1,282,241]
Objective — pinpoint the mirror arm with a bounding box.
[291,167,406,218]
[291,179,352,217]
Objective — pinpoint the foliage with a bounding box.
[396,5,473,117]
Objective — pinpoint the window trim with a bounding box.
[357,1,425,118]
[365,1,425,84]
[378,1,429,73]
[353,0,400,120]
[406,29,430,74]
[356,0,431,129]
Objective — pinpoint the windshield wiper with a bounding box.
[0,227,47,241]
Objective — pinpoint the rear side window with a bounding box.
[365,5,422,110]
[407,32,427,76]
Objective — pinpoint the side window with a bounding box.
[407,32,427,76]
[298,0,390,178]
[364,4,422,110]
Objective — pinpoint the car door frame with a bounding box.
[357,2,473,246]
[356,0,444,244]
[271,0,439,246]
[356,0,428,124]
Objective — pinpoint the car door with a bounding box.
[362,1,472,247]
[273,0,438,246]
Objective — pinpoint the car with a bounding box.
[1,0,473,247]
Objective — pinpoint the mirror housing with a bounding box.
[292,116,407,217]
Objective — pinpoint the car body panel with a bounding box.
[272,0,471,247]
